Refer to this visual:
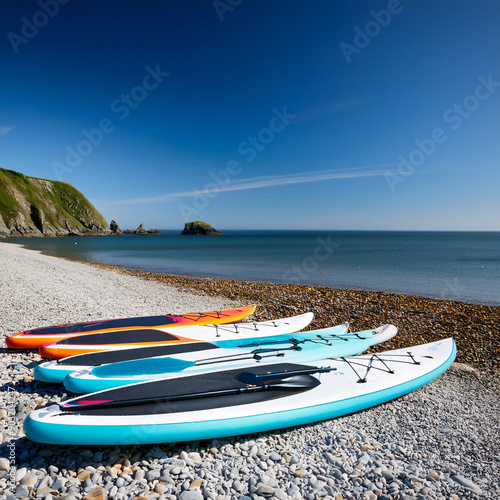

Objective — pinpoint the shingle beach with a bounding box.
[1,241,498,500]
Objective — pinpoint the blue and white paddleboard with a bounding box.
[63,324,396,393]
[34,312,320,383]
[25,338,456,445]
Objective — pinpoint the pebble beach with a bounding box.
[0,241,499,500]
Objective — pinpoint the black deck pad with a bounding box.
[66,363,319,416]
[57,342,219,366]
[25,316,179,335]
[55,329,183,345]
[74,385,313,416]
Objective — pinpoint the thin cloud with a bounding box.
[0,126,14,136]
[93,164,399,205]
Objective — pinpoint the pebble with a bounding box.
[83,487,106,499]
[188,479,202,490]
[256,483,276,495]
[178,490,203,500]
[146,469,161,481]
[134,469,145,481]
[154,483,166,494]
[105,466,118,479]
[78,470,92,482]
[427,471,440,481]
[51,477,66,491]
[451,474,483,494]
[14,467,27,482]
[20,472,37,486]
[115,477,126,487]
[14,484,29,498]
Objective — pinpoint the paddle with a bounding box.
[195,346,302,366]
[235,338,304,349]
[236,366,335,385]
[60,365,333,411]
[93,346,304,377]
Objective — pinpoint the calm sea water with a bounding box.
[3,231,499,306]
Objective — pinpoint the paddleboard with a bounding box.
[5,305,256,349]
[37,312,316,359]
[24,338,456,445]
[63,324,395,393]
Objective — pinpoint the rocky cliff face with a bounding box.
[0,168,112,237]
[181,221,224,235]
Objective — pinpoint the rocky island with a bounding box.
[124,223,161,235]
[181,221,224,235]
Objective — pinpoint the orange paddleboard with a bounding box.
[6,305,256,349]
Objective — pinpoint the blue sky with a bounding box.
[1,0,499,231]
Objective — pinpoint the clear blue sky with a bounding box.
[1,0,499,230]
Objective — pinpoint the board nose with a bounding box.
[39,342,59,359]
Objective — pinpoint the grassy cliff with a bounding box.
[0,168,111,237]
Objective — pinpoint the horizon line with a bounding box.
[112,228,500,233]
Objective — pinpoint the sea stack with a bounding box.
[181,221,224,235]
[110,220,122,235]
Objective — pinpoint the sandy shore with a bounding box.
[1,241,499,499]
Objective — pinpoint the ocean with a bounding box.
[4,231,499,306]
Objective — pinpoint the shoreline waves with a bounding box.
[4,229,499,307]
[1,242,499,499]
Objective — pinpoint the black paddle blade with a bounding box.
[236,366,334,385]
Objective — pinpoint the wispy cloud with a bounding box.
[0,126,14,136]
[93,163,399,205]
